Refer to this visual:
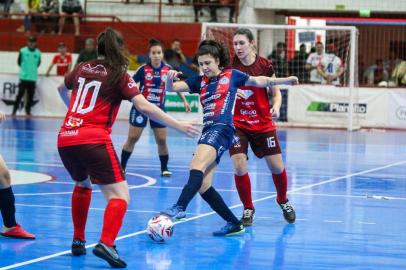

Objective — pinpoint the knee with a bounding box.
[233,156,247,176]
[198,181,211,194]
[156,138,167,147]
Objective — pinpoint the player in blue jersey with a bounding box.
[121,39,191,177]
[161,40,298,236]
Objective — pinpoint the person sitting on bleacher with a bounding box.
[38,0,59,34]
[58,0,82,35]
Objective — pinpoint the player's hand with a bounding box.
[178,121,200,137]
[167,70,182,81]
[270,107,280,120]
[0,111,6,122]
[236,89,245,99]
[288,76,299,85]
[184,102,192,113]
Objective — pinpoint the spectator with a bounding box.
[58,0,82,35]
[1,0,13,16]
[38,0,59,34]
[12,35,41,116]
[15,0,41,32]
[305,41,324,84]
[317,43,344,85]
[289,43,309,83]
[193,0,235,23]
[363,59,389,86]
[268,42,288,77]
[392,60,406,86]
[75,38,97,67]
[46,42,72,76]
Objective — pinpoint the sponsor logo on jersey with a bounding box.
[59,130,79,136]
[203,111,215,118]
[147,94,161,102]
[145,73,153,80]
[82,64,108,76]
[161,74,168,81]
[128,78,137,88]
[239,109,257,116]
[65,116,83,128]
[200,81,206,88]
[149,88,163,94]
[241,90,254,99]
[201,94,221,105]
[219,77,230,85]
[136,115,144,124]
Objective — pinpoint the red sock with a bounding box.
[71,186,92,241]
[100,198,128,247]
[234,173,254,209]
[272,168,288,203]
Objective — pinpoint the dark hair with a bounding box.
[97,27,128,85]
[197,40,230,68]
[316,41,323,46]
[277,42,286,49]
[233,28,254,42]
[149,38,163,50]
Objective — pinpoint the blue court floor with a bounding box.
[1,117,405,270]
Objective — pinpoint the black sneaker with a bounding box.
[241,208,255,227]
[71,239,86,256]
[277,199,296,224]
[93,242,127,268]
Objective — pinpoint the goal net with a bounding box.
[202,23,359,131]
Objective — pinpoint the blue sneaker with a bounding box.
[160,204,186,220]
[213,222,245,237]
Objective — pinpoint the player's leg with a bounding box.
[12,81,27,115]
[25,81,36,115]
[255,130,295,223]
[0,155,35,239]
[161,143,217,219]
[121,106,146,171]
[198,163,245,236]
[152,126,171,177]
[87,143,128,268]
[230,128,255,226]
[58,145,93,255]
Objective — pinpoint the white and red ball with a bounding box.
[146,214,174,243]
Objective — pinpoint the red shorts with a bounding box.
[58,143,124,185]
[229,127,281,158]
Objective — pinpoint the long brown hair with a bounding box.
[97,28,129,85]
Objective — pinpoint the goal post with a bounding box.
[201,23,359,131]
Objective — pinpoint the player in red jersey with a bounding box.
[0,111,35,239]
[57,28,198,268]
[230,28,296,226]
[46,42,72,76]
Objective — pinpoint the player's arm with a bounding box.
[131,94,199,137]
[46,63,54,76]
[245,75,298,88]
[176,92,192,112]
[317,64,328,79]
[57,83,71,107]
[165,70,191,92]
[268,74,282,120]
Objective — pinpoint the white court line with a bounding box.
[14,173,156,196]
[2,159,406,269]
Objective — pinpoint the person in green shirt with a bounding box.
[12,35,41,116]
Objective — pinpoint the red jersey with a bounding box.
[58,60,140,147]
[52,53,72,76]
[232,55,276,132]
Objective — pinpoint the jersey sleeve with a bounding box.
[120,73,141,100]
[132,65,144,83]
[185,75,201,94]
[232,69,250,87]
[52,55,58,64]
[266,59,275,77]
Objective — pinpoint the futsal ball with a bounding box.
[146,214,174,243]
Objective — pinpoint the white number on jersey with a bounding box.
[71,77,101,114]
[267,136,276,148]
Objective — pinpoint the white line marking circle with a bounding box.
[9,170,53,185]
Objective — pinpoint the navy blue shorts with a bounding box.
[129,105,166,128]
[198,124,235,164]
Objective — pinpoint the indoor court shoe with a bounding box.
[93,242,127,268]
[71,239,86,256]
[277,199,296,224]
[241,208,255,227]
[213,222,245,236]
[1,224,35,239]
[161,170,172,177]
[160,204,186,220]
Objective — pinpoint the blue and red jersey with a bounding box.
[185,69,249,129]
[133,62,171,108]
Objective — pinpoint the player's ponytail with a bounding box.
[97,27,129,85]
[197,40,230,69]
